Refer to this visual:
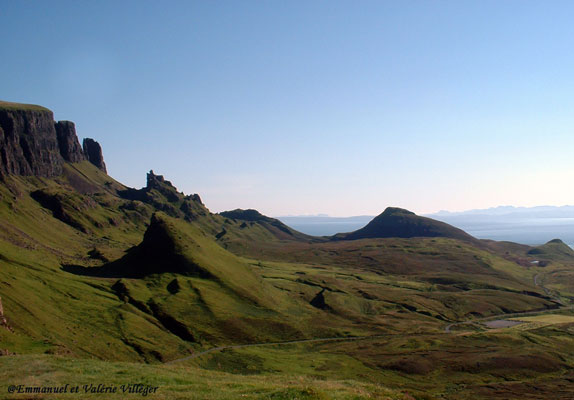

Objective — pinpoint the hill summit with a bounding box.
[527,238,574,261]
[219,208,312,240]
[102,213,216,278]
[335,207,476,242]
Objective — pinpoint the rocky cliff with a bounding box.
[55,121,85,163]
[82,138,107,172]
[0,101,105,177]
[0,102,63,177]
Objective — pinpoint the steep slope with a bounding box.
[334,207,476,242]
[77,212,274,296]
[60,211,322,350]
[0,152,327,358]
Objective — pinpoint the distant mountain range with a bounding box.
[428,205,574,219]
[280,205,574,222]
[277,215,374,223]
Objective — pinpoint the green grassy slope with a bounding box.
[527,239,574,261]
[333,207,476,242]
[219,208,315,241]
[1,149,574,398]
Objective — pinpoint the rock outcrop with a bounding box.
[82,138,107,172]
[118,171,206,221]
[146,170,180,200]
[55,121,85,162]
[0,101,106,178]
[0,102,63,177]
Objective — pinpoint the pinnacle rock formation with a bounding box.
[83,138,107,172]
[55,121,86,162]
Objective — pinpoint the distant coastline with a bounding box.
[279,206,574,246]
[277,215,373,236]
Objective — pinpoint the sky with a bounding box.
[2,1,574,217]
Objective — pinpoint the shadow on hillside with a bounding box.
[61,263,122,278]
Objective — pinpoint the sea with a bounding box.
[277,216,372,237]
[277,215,574,247]
[435,217,574,247]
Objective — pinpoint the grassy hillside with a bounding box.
[219,208,313,241]
[0,355,405,400]
[1,158,574,399]
[334,207,476,242]
[527,238,574,261]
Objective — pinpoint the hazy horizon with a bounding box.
[274,204,574,219]
[3,1,574,216]
[277,205,574,245]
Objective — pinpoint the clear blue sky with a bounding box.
[2,1,574,216]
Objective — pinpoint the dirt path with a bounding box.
[446,271,567,333]
[166,334,388,364]
[167,271,571,363]
[169,298,570,363]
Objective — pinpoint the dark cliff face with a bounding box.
[82,138,107,173]
[0,105,63,177]
[0,101,106,178]
[55,121,85,163]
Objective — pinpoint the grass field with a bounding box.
[0,355,406,400]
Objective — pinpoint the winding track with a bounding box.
[445,271,567,332]
[165,335,389,364]
[166,271,571,364]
